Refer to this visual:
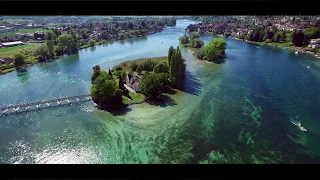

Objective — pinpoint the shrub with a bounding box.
[141,59,157,71]
[153,62,169,74]
[130,61,138,71]
[136,65,143,74]
[113,65,122,71]
[196,48,206,60]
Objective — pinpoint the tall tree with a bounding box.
[291,29,304,47]
[108,68,112,76]
[118,77,125,91]
[168,46,174,68]
[46,40,55,58]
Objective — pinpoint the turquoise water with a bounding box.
[1,19,320,163]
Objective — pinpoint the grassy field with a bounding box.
[2,19,34,24]
[0,44,35,53]
[0,44,40,59]
[122,92,145,104]
[0,28,52,37]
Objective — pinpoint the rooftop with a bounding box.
[1,41,24,46]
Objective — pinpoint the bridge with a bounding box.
[0,94,92,116]
[163,27,187,31]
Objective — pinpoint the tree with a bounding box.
[191,38,204,48]
[130,61,138,71]
[91,65,102,83]
[90,71,123,106]
[291,29,304,47]
[153,62,169,74]
[141,73,167,99]
[204,38,227,62]
[56,34,74,54]
[189,32,200,41]
[121,70,127,81]
[179,34,190,44]
[136,65,143,74]
[13,53,26,68]
[141,59,157,71]
[168,46,175,68]
[44,31,54,40]
[108,68,112,76]
[273,32,282,42]
[88,39,95,46]
[281,31,287,42]
[196,48,206,59]
[35,45,50,62]
[169,46,186,89]
[118,78,125,91]
[303,27,320,45]
[46,40,55,58]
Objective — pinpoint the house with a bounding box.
[308,38,320,49]
[126,72,140,92]
[1,41,24,47]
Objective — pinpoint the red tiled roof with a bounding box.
[133,81,139,87]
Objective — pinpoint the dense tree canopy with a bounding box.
[35,45,50,62]
[141,73,170,99]
[204,38,227,62]
[189,32,200,41]
[191,38,205,48]
[291,29,304,47]
[13,53,26,68]
[179,34,190,44]
[153,62,169,74]
[90,69,123,106]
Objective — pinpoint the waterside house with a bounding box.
[308,38,320,49]
[126,72,140,92]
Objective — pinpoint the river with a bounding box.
[1,19,320,164]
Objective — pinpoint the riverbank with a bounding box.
[0,28,170,76]
[203,31,320,57]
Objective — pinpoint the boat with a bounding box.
[295,51,299,55]
[299,126,307,132]
[307,66,310,69]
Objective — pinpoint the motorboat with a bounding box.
[299,126,307,132]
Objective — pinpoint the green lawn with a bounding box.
[2,19,34,24]
[0,44,36,53]
[0,28,52,37]
[122,92,145,104]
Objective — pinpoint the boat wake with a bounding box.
[289,117,307,132]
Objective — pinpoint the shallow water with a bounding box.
[1,19,320,163]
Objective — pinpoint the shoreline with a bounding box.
[0,27,170,76]
[203,31,320,57]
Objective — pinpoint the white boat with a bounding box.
[295,51,299,55]
[36,104,41,108]
[2,109,9,114]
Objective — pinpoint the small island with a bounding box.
[179,32,227,63]
[90,45,186,111]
